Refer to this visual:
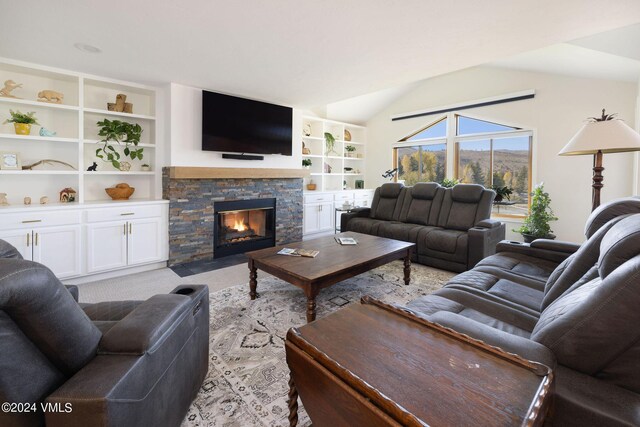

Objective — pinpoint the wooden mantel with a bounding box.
[168,167,310,179]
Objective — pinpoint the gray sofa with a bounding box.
[403,196,640,426]
[341,182,505,272]
[0,240,209,427]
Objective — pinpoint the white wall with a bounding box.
[365,66,638,243]
[166,83,301,169]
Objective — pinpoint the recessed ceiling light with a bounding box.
[74,43,101,54]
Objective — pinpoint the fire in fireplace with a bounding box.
[213,198,276,258]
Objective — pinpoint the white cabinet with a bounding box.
[0,229,31,260]
[86,222,128,273]
[304,189,376,238]
[303,202,333,235]
[128,218,163,265]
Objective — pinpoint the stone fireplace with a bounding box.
[162,167,305,266]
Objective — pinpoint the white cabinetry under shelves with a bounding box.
[303,189,375,239]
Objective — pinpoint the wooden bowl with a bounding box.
[105,183,135,200]
[306,183,317,191]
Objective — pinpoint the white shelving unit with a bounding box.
[0,57,159,205]
[301,116,366,192]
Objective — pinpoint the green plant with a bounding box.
[439,178,459,188]
[302,158,312,167]
[324,132,336,155]
[95,119,143,170]
[142,163,150,167]
[345,145,356,152]
[3,110,39,125]
[491,185,513,202]
[514,183,558,238]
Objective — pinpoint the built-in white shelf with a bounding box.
[82,139,156,148]
[0,97,80,111]
[84,171,155,176]
[303,154,323,158]
[0,170,78,175]
[0,133,79,143]
[302,136,324,141]
[83,108,155,121]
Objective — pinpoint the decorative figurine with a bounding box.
[87,162,98,171]
[59,188,77,203]
[37,90,64,104]
[324,162,332,173]
[303,123,312,136]
[107,93,133,113]
[39,127,57,137]
[119,161,131,171]
[0,80,22,98]
[141,163,151,172]
[302,141,311,155]
[39,196,49,204]
[0,193,9,206]
[23,197,31,205]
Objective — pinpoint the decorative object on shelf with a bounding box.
[119,161,132,171]
[439,178,459,188]
[21,159,76,170]
[491,185,513,203]
[302,159,312,169]
[0,80,22,98]
[107,93,133,113]
[306,180,316,191]
[355,180,364,189]
[344,167,353,173]
[95,119,143,170]
[59,188,77,203]
[39,127,57,137]
[39,196,49,205]
[324,132,338,156]
[381,168,398,181]
[344,129,352,141]
[0,151,21,170]
[87,162,98,171]
[23,197,31,205]
[559,108,640,211]
[105,183,135,200]
[303,123,312,136]
[0,193,9,206]
[344,145,356,157]
[37,89,64,104]
[514,182,557,243]
[343,180,347,190]
[324,162,332,173]
[3,110,39,135]
[141,164,151,172]
[302,141,311,155]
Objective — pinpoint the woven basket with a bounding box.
[105,183,135,200]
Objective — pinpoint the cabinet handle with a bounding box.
[22,219,42,224]
[120,212,135,216]
[35,233,38,246]
[129,223,132,234]
[26,233,30,247]
[124,223,127,235]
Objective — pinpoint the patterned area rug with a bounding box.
[182,261,454,426]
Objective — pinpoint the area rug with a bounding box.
[182,261,454,426]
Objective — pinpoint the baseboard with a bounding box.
[62,261,168,284]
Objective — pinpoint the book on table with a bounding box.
[335,237,358,245]
[277,248,320,258]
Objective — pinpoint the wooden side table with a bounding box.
[285,297,553,427]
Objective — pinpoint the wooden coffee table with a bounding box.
[246,232,415,322]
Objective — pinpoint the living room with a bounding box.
[2,1,640,426]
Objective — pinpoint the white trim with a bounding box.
[393,137,447,148]
[454,129,533,141]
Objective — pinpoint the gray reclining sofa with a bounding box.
[403,196,640,425]
[341,182,505,272]
[0,240,209,427]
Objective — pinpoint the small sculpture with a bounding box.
[87,162,98,171]
[119,161,131,171]
[324,162,332,173]
[302,141,311,155]
[0,80,22,98]
[24,197,31,205]
[0,193,9,206]
[40,196,49,205]
[37,90,64,104]
[59,188,76,203]
[107,93,133,113]
[303,123,312,136]
[39,127,57,137]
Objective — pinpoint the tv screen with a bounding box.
[202,90,293,156]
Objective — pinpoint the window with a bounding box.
[457,116,520,135]
[403,117,447,141]
[395,117,447,186]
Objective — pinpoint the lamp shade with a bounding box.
[559,119,640,156]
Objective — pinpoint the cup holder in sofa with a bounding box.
[174,287,195,296]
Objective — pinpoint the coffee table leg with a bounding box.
[404,252,411,286]
[249,260,258,300]
[305,288,319,323]
[288,373,299,427]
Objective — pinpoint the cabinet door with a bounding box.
[32,226,82,279]
[0,230,32,260]
[86,221,128,273]
[318,202,334,232]
[127,218,163,266]
[304,204,320,234]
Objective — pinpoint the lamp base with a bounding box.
[592,150,603,212]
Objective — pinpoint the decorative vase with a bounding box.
[141,165,150,172]
[119,161,131,172]
[306,183,316,191]
[14,123,31,135]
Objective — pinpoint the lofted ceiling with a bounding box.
[1,1,640,110]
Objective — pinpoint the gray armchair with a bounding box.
[0,240,209,427]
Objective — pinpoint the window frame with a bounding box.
[394,140,448,186]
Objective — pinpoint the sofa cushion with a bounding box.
[345,217,387,235]
[420,229,468,264]
[398,183,443,226]
[598,214,640,279]
[476,252,558,283]
[437,184,495,231]
[370,184,405,221]
[584,196,640,238]
[0,239,22,259]
[377,222,433,243]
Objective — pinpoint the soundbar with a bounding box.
[222,153,264,161]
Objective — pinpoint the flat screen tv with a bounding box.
[202,90,293,156]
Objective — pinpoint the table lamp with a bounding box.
[559,109,640,211]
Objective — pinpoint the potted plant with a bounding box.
[439,178,459,188]
[3,110,39,135]
[515,183,558,243]
[141,163,151,172]
[95,119,143,170]
[302,158,312,169]
[491,185,513,203]
[324,132,337,156]
[345,145,356,157]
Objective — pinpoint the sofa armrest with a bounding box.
[430,311,556,369]
[496,240,576,263]
[340,208,370,232]
[65,285,79,302]
[467,221,506,269]
[529,239,580,254]
[98,294,191,355]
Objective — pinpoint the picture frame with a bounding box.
[0,152,21,170]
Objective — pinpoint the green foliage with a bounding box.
[95,119,143,170]
[302,158,312,167]
[397,148,445,185]
[440,178,459,188]
[345,145,356,152]
[324,132,336,155]
[3,110,39,125]
[515,183,558,238]
[491,185,513,201]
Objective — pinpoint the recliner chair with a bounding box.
[0,239,209,427]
